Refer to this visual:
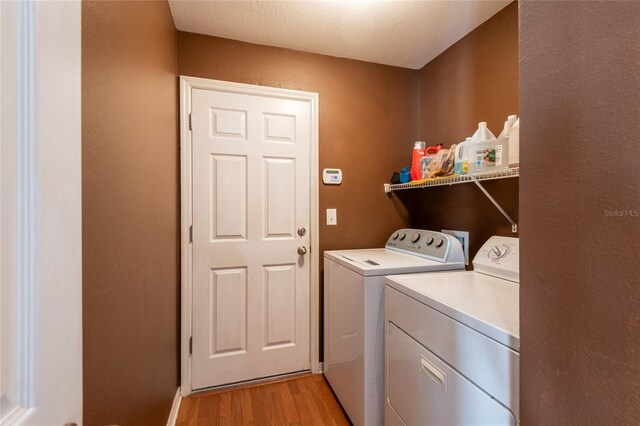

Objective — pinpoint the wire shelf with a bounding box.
[384,167,519,193]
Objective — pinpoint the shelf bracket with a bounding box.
[469,175,518,233]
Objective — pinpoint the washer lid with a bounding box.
[324,248,464,277]
[385,271,520,350]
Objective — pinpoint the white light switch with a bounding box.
[326,209,337,226]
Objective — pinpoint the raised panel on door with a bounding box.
[209,268,247,358]
[264,157,295,239]
[263,113,296,143]
[210,107,247,140]
[210,154,247,241]
[263,264,296,350]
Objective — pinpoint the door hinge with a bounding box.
[189,225,193,243]
[188,113,192,130]
[189,337,193,355]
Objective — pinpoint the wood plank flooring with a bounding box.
[176,374,351,425]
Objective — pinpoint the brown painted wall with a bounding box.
[519,2,640,424]
[82,1,178,425]
[403,2,519,260]
[177,32,418,254]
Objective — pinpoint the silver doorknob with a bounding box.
[297,227,307,237]
[297,246,307,256]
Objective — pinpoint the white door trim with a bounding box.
[179,76,320,396]
[1,1,38,419]
[1,0,82,423]
[166,387,181,426]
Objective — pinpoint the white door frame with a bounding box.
[1,0,82,424]
[179,76,320,396]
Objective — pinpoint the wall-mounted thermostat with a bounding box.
[323,168,342,185]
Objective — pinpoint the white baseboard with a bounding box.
[167,387,182,426]
[319,362,324,373]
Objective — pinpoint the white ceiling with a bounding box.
[169,0,511,70]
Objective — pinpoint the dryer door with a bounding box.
[386,322,517,426]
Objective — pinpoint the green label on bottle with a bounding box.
[475,148,496,167]
[487,149,496,164]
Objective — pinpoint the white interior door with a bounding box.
[190,86,312,389]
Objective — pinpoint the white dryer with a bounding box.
[384,236,519,426]
[324,229,465,426]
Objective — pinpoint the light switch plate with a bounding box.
[326,209,337,226]
[442,229,469,265]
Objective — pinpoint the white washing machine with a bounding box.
[323,229,465,426]
[384,236,519,426]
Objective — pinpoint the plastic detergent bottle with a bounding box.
[508,118,520,167]
[427,143,444,154]
[410,141,427,181]
[462,137,472,173]
[467,122,497,174]
[495,115,517,171]
[419,143,445,179]
[454,137,471,175]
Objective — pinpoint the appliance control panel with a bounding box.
[473,236,519,283]
[385,228,464,263]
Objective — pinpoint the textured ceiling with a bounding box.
[169,0,512,70]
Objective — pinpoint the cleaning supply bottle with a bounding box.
[496,115,518,171]
[454,137,471,175]
[462,137,472,173]
[427,143,444,154]
[508,118,520,167]
[410,141,427,181]
[467,122,498,174]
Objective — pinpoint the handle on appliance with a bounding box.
[337,253,356,262]
[420,355,447,391]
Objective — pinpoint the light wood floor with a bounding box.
[176,374,351,425]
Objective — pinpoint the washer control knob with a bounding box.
[489,245,508,259]
[392,232,399,240]
[399,233,406,241]
[425,236,434,245]
[434,238,444,248]
[411,232,420,243]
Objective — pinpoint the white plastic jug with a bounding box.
[454,137,471,175]
[495,115,517,170]
[467,122,497,174]
[508,118,520,167]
